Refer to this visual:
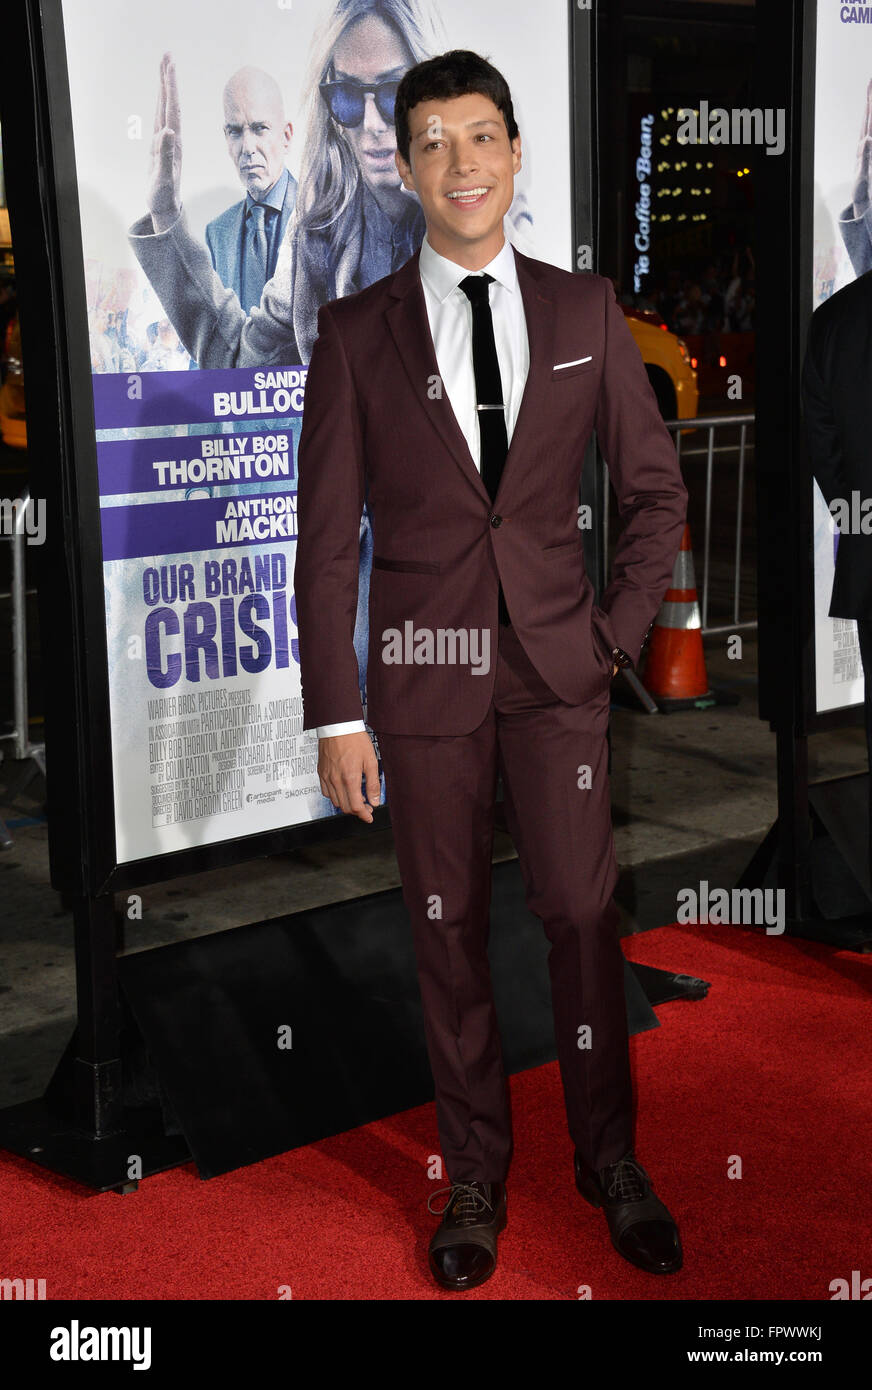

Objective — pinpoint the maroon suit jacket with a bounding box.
[294,246,688,736]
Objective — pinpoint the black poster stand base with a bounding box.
[738,769,872,951]
[0,1097,190,1193]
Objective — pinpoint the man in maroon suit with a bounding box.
[294,50,687,1292]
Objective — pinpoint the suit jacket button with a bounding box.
[490,514,502,527]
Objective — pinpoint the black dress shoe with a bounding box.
[427,1181,507,1291]
[574,1150,682,1274]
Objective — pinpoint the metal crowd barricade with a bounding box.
[602,411,757,637]
[0,490,45,847]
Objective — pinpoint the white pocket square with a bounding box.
[553,355,593,370]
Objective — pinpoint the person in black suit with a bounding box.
[802,270,872,885]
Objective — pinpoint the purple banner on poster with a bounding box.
[97,433,297,497]
[92,366,308,430]
[100,494,298,561]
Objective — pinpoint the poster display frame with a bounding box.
[750,0,870,938]
[757,0,867,739]
[3,0,599,898]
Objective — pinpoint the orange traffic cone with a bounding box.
[642,525,714,710]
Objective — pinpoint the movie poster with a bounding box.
[55,0,574,862]
[810,1,870,714]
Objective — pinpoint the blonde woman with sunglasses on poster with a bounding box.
[129,0,533,368]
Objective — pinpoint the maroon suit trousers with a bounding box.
[374,622,634,1184]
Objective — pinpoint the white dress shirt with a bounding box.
[317,233,530,739]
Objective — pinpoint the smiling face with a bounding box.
[223,68,293,199]
[396,91,521,268]
[330,13,412,196]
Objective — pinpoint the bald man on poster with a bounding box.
[205,66,298,312]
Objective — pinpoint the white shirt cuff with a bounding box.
[316,719,368,738]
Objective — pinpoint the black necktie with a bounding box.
[458,274,508,500]
[459,273,511,625]
[241,203,269,312]
[249,203,268,272]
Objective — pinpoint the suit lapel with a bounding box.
[385,245,556,506]
[386,252,490,503]
[230,202,246,298]
[496,250,556,506]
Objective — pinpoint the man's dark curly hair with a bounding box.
[394,49,519,164]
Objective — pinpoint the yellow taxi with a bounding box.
[0,313,26,450]
[622,305,698,421]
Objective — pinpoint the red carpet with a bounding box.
[2,922,870,1300]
